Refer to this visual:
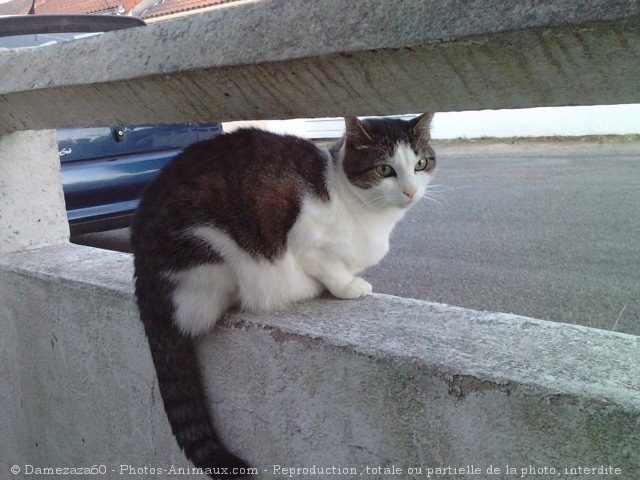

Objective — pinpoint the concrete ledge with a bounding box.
[1,244,638,478]
[1,0,639,133]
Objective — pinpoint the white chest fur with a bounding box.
[289,191,403,275]
[284,175,408,303]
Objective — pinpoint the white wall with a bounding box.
[429,104,640,139]
[225,104,640,140]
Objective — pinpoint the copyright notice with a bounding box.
[9,462,624,478]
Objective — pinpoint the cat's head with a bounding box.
[341,113,435,210]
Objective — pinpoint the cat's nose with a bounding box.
[403,188,416,201]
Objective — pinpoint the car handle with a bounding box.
[113,127,125,143]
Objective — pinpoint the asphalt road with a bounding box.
[72,139,640,336]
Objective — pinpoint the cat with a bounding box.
[130,113,435,478]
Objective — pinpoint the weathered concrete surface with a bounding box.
[0,245,187,478]
[1,0,639,133]
[1,244,638,478]
[0,130,69,253]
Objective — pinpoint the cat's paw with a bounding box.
[331,277,372,300]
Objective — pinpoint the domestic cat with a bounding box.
[131,113,435,478]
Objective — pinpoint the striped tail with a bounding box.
[141,306,250,479]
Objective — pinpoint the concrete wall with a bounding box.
[1,245,638,478]
[0,130,69,254]
[428,104,640,139]
[0,246,185,475]
[1,1,639,478]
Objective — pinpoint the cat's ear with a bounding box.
[345,117,373,144]
[411,112,434,145]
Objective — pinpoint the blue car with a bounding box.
[58,123,222,234]
[1,14,223,235]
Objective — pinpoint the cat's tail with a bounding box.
[139,294,251,479]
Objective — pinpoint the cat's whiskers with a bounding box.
[422,190,444,206]
[361,183,448,210]
[356,143,386,153]
[365,194,392,210]
[423,184,468,207]
[356,144,390,159]
[426,184,462,193]
[422,184,450,206]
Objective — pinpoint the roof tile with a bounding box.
[35,0,142,15]
[140,0,236,19]
[0,0,239,18]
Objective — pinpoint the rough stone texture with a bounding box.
[0,130,69,253]
[1,244,638,478]
[1,0,639,133]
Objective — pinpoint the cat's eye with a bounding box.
[415,157,435,172]
[375,164,396,178]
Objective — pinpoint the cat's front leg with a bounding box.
[308,261,372,300]
[333,276,373,299]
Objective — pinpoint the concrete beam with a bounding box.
[1,244,638,476]
[1,0,639,133]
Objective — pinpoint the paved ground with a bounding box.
[72,139,640,336]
